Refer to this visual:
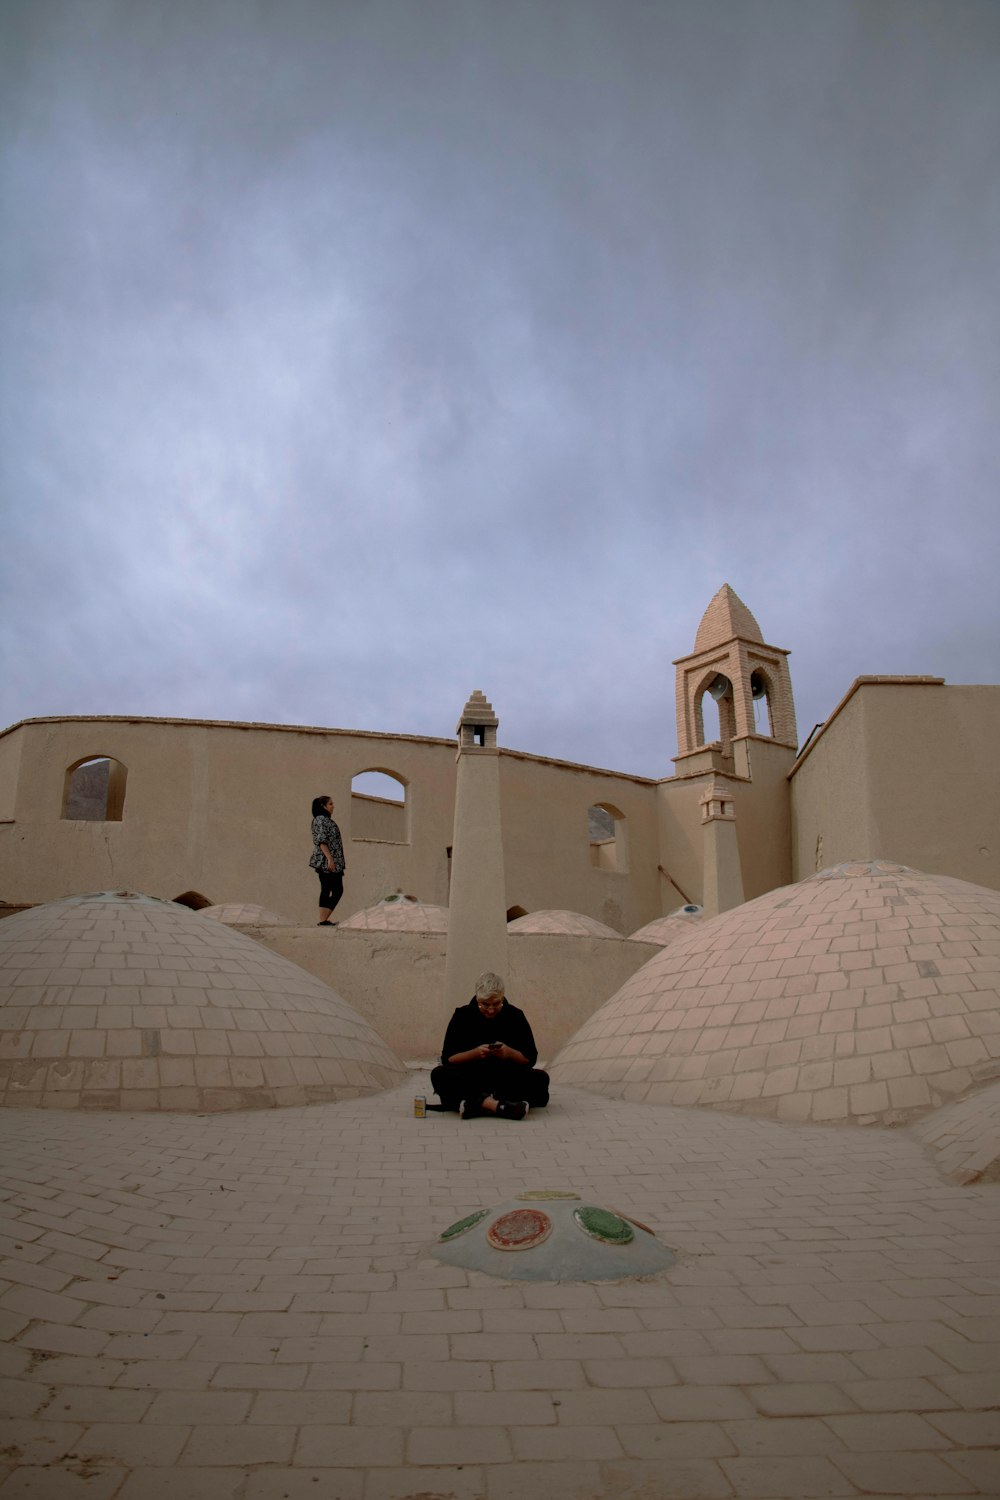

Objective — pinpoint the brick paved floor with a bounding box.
[0,1077,998,1498]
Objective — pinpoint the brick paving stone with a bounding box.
[826,1411,953,1451]
[483,1462,604,1500]
[116,1470,245,1500]
[748,1381,858,1415]
[720,1454,857,1496]
[830,1450,979,1494]
[0,1472,126,1500]
[406,1426,513,1466]
[617,1422,736,1459]
[941,1450,1000,1493]
[493,1360,584,1391]
[297,1427,405,1468]
[245,1475,364,1500]
[607,1459,741,1498]
[364,1468,483,1500]
[2,1081,1000,1499]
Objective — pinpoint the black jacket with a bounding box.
[440,998,539,1067]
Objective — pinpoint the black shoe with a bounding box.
[317,920,338,926]
[460,1096,485,1120]
[496,1100,528,1121]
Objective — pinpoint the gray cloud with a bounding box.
[2,0,998,776]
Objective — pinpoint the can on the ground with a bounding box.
[413,1095,426,1118]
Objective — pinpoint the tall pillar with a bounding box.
[444,690,509,1010]
[701,779,745,918]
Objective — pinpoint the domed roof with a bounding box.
[0,892,406,1111]
[340,901,449,932]
[630,907,704,946]
[552,862,1000,1127]
[693,584,764,653]
[200,903,291,927]
[508,910,621,938]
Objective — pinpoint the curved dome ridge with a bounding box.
[508,910,621,938]
[693,584,764,652]
[0,892,407,1111]
[552,865,1000,1128]
[340,902,449,932]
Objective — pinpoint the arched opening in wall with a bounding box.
[750,668,775,737]
[588,803,629,874]
[173,891,212,911]
[506,905,528,921]
[696,673,736,752]
[351,769,409,844]
[63,757,127,821]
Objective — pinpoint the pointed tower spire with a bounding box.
[674,586,797,758]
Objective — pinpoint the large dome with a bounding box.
[340,901,449,932]
[200,903,291,926]
[0,892,406,1110]
[552,862,1000,1126]
[630,907,704,946]
[508,910,621,938]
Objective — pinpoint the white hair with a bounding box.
[474,971,505,1000]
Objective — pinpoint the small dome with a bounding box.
[630,907,704,946]
[200,903,291,927]
[508,910,621,938]
[552,863,1000,1127]
[693,584,764,653]
[0,892,406,1111]
[340,902,449,932]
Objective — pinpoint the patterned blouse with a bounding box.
[309,814,345,874]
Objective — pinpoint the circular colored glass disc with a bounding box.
[516,1190,581,1201]
[439,1209,488,1242]
[486,1208,553,1251]
[574,1206,634,1245]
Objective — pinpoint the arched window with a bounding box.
[351,769,409,844]
[506,905,528,921]
[63,757,127,822]
[587,802,628,874]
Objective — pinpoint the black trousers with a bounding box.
[430,1059,550,1110]
[316,869,344,911]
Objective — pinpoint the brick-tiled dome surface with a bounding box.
[199,903,291,926]
[0,893,406,1111]
[912,1079,1000,1185]
[552,862,1000,1127]
[508,910,621,938]
[630,909,704,946]
[339,902,449,932]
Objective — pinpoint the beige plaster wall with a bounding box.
[253,925,653,1065]
[0,718,458,918]
[790,682,1000,891]
[656,776,705,909]
[0,728,22,824]
[731,736,796,898]
[498,752,660,934]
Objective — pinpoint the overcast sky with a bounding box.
[2,0,998,778]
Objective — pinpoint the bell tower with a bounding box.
[674,584,797,762]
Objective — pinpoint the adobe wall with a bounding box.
[0,717,458,918]
[254,925,654,1063]
[790,681,1000,891]
[0,718,669,931]
[499,751,660,934]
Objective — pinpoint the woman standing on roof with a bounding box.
[309,795,345,926]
